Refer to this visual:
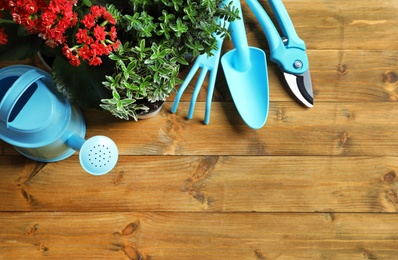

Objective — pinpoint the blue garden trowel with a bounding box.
[221,0,269,129]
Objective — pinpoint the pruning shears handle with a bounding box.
[246,0,308,74]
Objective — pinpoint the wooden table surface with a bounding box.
[1,0,398,259]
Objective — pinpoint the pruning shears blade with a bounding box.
[283,70,313,107]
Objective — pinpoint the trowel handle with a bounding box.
[65,134,86,150]
[230,0,251,71]
[0,69,45,127]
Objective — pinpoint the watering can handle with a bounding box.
[0,69,45,127]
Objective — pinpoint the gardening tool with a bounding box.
[221,0,269,129]
[171,0,230,125]
[246,0,313,107]
[0,65,118,175]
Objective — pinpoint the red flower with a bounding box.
[90,42,107,56]
[89,56,102,66]
[39,0,77,45]
[90,5,105,17]
[77,45,92,61]
[103,12,116,25]
[0,28,8,45]
[109,26,117,41]
[25,3,39,14]
[69,55,81,67]
[41,11,57,27]
[112,40,121,51]
[81,13,95,29]
[62,45,75,59]
[60,4,119,66]
[93,25,106,41]
[76,28,93,45]
[2,1,119,66]
[62,45,80,67]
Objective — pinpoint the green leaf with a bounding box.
[159,10,175,24]
[52,55,114,108]
[157,23,171,39]
[121,99,135,106]
[82,0,92,7]
[117,100,123,109]
[170,18,188,37]
[0,23,42,61]
[112,90,121,100]
[108,53,120,61]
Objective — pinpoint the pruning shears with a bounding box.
[246,0,313,107]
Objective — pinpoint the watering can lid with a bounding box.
[0,65,71,147]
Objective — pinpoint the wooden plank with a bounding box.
[2,101,398,156]
[2,39,397,106]
[3,50,398,157]
[0,212,397,259]
[308,50,398,102]
[305,50,398,102]
[174,50,398,103]
[1,52,397,106]
[243,0,398,51]
[82,102,398,156]
[5,49,387,105]
[1,155,397,213]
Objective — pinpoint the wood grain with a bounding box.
[84,101,398,156]
[239,0,398,51]
[0,212,397,259]
[1,155,397,213]
[3,101,398,156]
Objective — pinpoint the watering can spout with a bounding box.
[66,133,85,150]
[66,134,119,176]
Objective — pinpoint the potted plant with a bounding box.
[0,0,239,120]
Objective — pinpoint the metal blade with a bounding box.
[283,70,313,107]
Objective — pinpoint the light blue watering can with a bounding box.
[0,65,118,175]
